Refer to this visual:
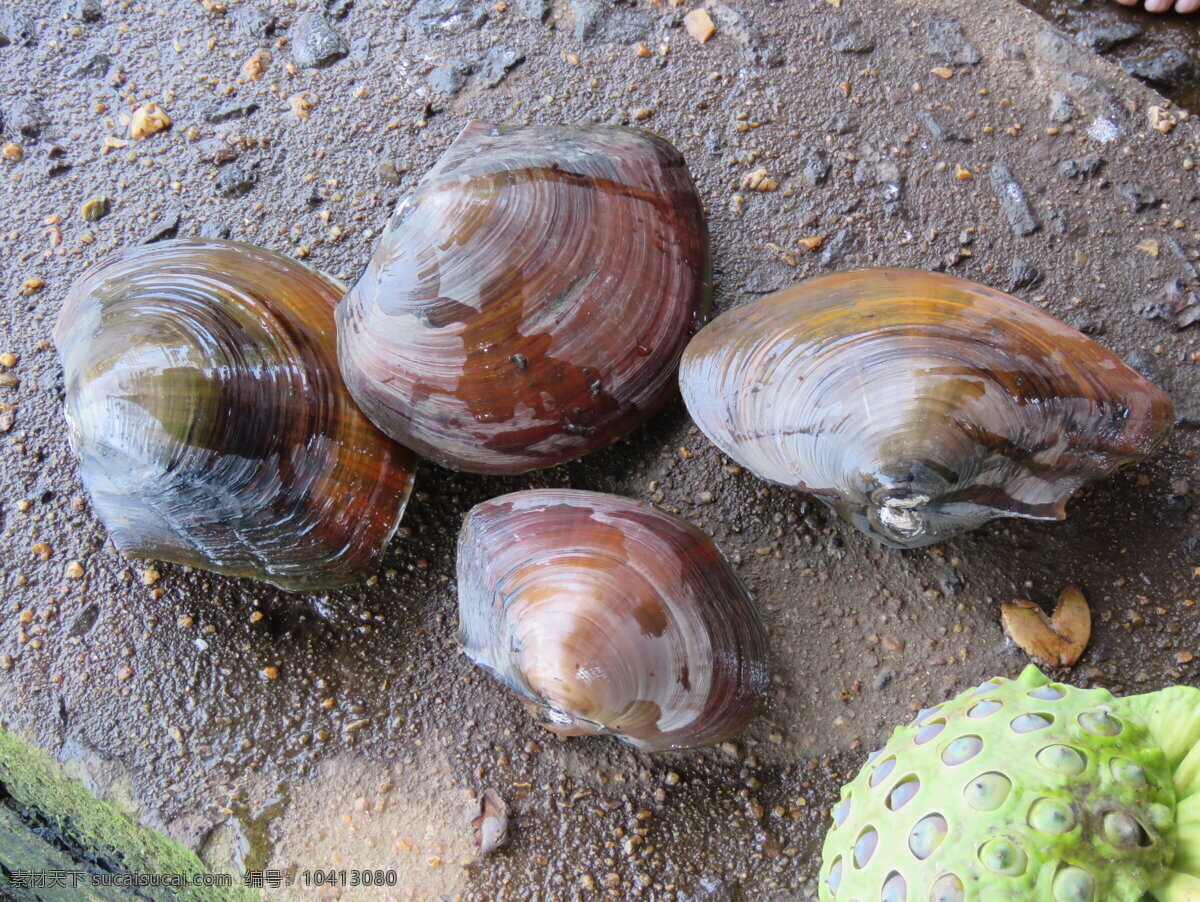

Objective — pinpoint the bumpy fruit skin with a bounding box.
[819,666,1180,901]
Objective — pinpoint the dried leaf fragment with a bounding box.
[472,788,509,856]
[1001,586,1090,668]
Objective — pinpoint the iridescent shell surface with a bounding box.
[456,490,768,751]
[337,121,712,475]
[55,239,416,593]
[680,269,1174,549]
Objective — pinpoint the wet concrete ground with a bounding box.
[0,0,1198,899]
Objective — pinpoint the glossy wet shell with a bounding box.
[54,239,416,593]
[820,667,1179,902]
[679,269,1174,548]
[337,121,712,475]
[455,489,768,751]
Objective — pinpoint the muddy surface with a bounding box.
[0,0,1198,900]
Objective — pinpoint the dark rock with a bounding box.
[140,211,182,244]
[0,11,36,48]
[570,0,650,44]
[478,47,524,88]
[921,18,980,66]
[196,138,239,165]
[918,110,969,143]
[11,97,49,138]
[232,4,277,37]
[830,19,875,54]
[73,52,110,78]
[820,229,858,267]
[1065,313,1105,336]
[704,131,725,155]
[291,11,349,69]
[61,0,102,23]
[412,0,488,38]
[1000,42,1025,61]
[1077,23,1141,55]
[198,221,232,240]
[799,148,830,185]
[428,58,475,96]
[1008,258,1041,291]
[202,101,259,124]
[1047,90,1076,124]
[514,0,550,21]
[1116,181,1160,214]
[827,113,858,135]
[1134,280,1200,330]
[326,0,354,20]
[1121,49,1197,91]
[1058,154,1103,181]
[873,669,895,690]
[215,166,256,198]
[377,161,401,186]
[990,165,1038,236]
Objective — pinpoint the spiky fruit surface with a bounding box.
[819,667,1180,901]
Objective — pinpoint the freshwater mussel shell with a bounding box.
[55,238,417,592]
[680,268,1174,548]
[456,489,768,751]
[337,121,712,475]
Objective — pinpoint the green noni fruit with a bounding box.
[819,666,1200,901]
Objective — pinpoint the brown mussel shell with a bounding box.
[337,121,712,475]
[679,268,1174,548]
[456,489,768,751]
[54,239,416,592]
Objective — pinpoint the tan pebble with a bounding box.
[249,610,264,622]
[18,610,32,623]
[31,543,51,561]
[2,142,22,161]
[665,771,681,786]
[0,353,17,368]
[683,8,716,43]
[741,166,778,192]
[141,568,160,586]
[80,196,111,222]
[882,635,905,652]
[0,654,12,670]
[954,164,973,180]
[1150,105,1177,134]
[20,276,44,296]
[799,235,824,251]
[931,67,954,79]
[16,499,31,512]
[65,561,85,579]
[289,92,316,122]
[117,666,134,681]
[129,102,171,139]
[635,43,651,58]
[177,615,194,628]
[0,373,18,389]
[262,666,280,679]
[603,873,621,888]
[631,107,654,121]
[241,48,271,81]
[1138,239,1160,258]
[170,725,185,742]
[581,875,596,891]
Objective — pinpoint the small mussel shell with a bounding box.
[456,489,768,751]
[337,121,712,475]
[55,239,416,592]
[680,269,1173,548]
